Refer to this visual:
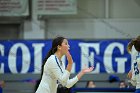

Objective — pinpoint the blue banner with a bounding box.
[0,40,131,74]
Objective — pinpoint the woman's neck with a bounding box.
[55,51,63,61]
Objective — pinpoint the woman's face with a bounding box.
[60,39,70,55]
[119,82,126,88]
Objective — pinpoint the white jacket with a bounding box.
[35,55,78,93]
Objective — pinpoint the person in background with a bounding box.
[86,80,96,88]
[127,36,140,93]
[119,81,127,88]
[0,81,5,93]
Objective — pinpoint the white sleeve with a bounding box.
[48,58,70,83]
[130,79,137,86]
[65,76,79,88]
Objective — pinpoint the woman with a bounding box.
[35,36,94,93]
[127,36,140,93]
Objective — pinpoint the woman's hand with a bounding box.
[77,66,94,80]
[82,67,94,74]
[66,51,73,64]
[128,70,132,79]
[66,51,73,72]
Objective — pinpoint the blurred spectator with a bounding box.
[0,81,5,93]
[119,81,127,88]
[0,81,5,88]
[86,80,96,88]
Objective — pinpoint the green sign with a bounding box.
[34,0,77,15]
[0,0,29,16]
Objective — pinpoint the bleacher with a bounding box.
[71,73,128,88]
[0,74,40,93]
[0,73,129,93]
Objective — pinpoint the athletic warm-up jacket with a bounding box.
[35,55,78,93]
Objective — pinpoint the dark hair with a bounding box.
[119,80,125,84]
[127,36,140,53]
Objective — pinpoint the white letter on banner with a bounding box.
[0,44,4,73]
[115,58,127,73]
[32,43,45,73]
[79,43,100,73]
[104,42,126,73]
[8,43,31,73]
